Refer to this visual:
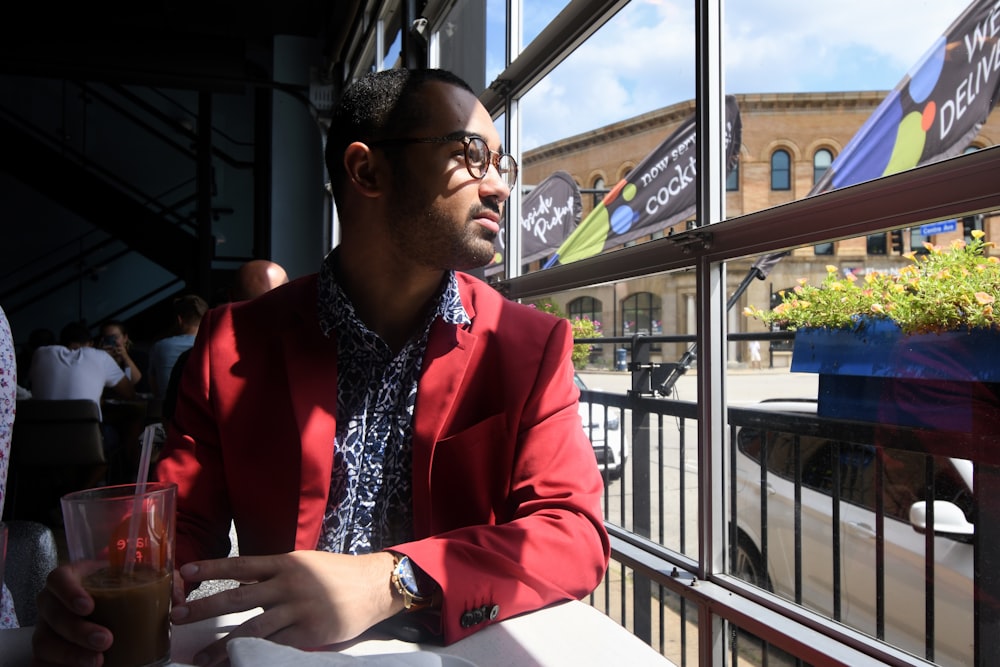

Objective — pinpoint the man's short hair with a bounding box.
[59,321,92,346]
[173,294,209,326]
[324,68,475,203]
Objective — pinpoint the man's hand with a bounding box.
[32,563,186,666]
[171,550,403,666]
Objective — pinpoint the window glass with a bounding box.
[770,150,790,190]
[569,296,601,321]
[867,233,887,255]
[726,159,739,191]
[725,0,985,200]
[520,0,570,50]
[518,2,695,267]
[621,292,661,338]
[813,148,832,185]
[438,1,488,92]
[485,0,507,85]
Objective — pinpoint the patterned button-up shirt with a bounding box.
[315,252,469,555]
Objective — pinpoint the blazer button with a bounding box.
[460,611,475,628]
[472,607,484,624]
[488,604,500,620]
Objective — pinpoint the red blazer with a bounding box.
[155,272,610,643]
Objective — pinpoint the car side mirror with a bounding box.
[909,500,974,544]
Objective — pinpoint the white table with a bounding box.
[0,600,676,666]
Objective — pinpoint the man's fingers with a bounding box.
[31,616,111,667]
[179,555,271,585]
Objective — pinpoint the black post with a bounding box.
[630,334,653,643]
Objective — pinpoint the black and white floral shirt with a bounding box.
[315,252,469,554]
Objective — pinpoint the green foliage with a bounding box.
[570,317,602,369]
[528,300,603,368]
[745,231,1000,335]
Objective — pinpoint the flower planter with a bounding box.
[790,319,1000,431]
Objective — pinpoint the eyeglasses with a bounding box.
[368,133,518,189]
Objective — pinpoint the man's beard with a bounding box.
[387,183,500,271]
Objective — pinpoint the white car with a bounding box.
[575,373,629,479]
[733,399,974,667]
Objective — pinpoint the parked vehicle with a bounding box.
[575,373,629,479]
[733,399,974,667]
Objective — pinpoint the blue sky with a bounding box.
[493,0,974,150]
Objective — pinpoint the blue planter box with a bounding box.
[790,319,1000,431]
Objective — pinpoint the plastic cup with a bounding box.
[61,483,176,667]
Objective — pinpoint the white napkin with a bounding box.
[226,637,474,667]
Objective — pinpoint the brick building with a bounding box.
[519,91,1000,367]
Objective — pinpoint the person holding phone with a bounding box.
[99,320,144,390]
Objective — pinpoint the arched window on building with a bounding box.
[810,149,834,255]
[621,292,662,350]
[771,149,791,191]
[569,296,602,323]
[813,148,833,185]
[592,177,605,209]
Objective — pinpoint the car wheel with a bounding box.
[734,534,771,591]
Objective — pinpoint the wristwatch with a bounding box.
[390,554,432,611]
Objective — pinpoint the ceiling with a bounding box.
[0,1,367,91]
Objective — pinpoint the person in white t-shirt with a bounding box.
[29,321,135,418]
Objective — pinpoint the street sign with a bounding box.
[919,220,958,235]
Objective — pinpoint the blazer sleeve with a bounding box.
[395,314,610,644]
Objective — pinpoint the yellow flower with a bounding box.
[975,292,996,305]
[870,303,885,313]
[825,265,838,274]
[972,229,986,240]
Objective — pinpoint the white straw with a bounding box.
[124,424,157,574]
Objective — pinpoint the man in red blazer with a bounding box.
[33,68,608,666]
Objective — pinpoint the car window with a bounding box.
[739,428,974,524]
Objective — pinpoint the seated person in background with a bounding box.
[15,326,54,392]
[161,260,288,423]
[29,321,135,415]
[146,294,208,400]
[33,68,609,667]
[0,306,19,628]
[230,259,289,301]
[98,319,145,392]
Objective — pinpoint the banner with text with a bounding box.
[544,95,741,268]
[487,170,581,276]
[750,0,1000,280]
[813,0,1000,194]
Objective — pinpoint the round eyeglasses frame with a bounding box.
[368,133,518,189]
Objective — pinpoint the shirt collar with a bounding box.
[317,250,470,339]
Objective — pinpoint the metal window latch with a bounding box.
[664,229,713,253]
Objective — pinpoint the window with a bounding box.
[568,296,601,322]
[814,242,834,255]
[621,292,661,337]
[770,149,791,190]
[591,177,605,209]
[867,233,888,255]
[726,159,739,191]
[813,149,833,185]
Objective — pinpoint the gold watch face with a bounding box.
[395,556,421,596]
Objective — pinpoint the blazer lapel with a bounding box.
[410,318,477,537]
[281,287,340,550]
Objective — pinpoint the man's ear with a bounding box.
[344,142,383,198]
